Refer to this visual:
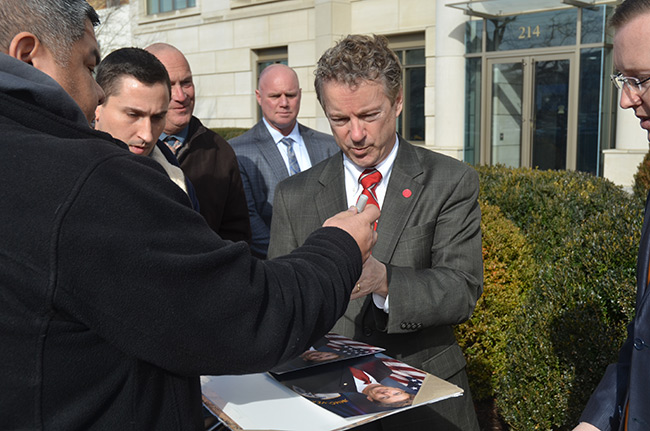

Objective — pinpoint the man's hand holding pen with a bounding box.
[322,200,379,264]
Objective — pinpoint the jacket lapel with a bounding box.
[301,125,323,164]
[253,123,289,182]
[373,140,424,262]
[314,153,347,223]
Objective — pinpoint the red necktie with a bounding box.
[349,367,371,384]
[359,168,382,209]
[358,168,382,230]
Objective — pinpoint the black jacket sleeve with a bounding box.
[53,154,362,376]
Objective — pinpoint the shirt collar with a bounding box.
[262,118,300,144]
[160,124,190,144]
[343,134,400,182]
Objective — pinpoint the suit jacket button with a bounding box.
[400,322,407,330]
[363,327,373,337]
[634,337,646,350]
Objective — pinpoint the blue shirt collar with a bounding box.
[160,124,190,144]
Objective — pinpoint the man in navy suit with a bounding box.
[575,1,650,430]
[230,64,338,258]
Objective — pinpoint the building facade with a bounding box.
[94,0,648,188]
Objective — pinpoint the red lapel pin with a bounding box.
[402,189,412,198]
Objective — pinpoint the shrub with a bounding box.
[633,148,650,202]
[211,127,249,141]
[456,203,534,401]
[456,165,642,430]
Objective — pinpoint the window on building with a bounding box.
[255,47,288,122]
[88,0,125,9]
[147,0,196,14]
[389,34,425,143]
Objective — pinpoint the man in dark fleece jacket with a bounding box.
[0,1,379,430]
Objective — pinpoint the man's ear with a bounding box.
[94,105,102,127]
[8,32,41,65]
[394,88,404,118]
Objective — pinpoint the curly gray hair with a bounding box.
[314,34,402,109]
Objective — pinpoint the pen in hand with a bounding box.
[355,194,368,213]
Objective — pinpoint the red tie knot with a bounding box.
[359,168,382,189]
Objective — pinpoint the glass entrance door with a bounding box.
[532,58,570,170]
[489,60,525,167]
[485,54,574,169]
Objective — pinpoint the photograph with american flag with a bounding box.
[270,333,384,375]
[273,352,428,418]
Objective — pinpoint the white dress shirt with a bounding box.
[263,119,312,174]
[343,135,400,313]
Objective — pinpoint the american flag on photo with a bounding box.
[325,333,384,356]
[381,357,427,390]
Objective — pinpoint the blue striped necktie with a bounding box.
[281,137,301,176]
[164,135,183,155]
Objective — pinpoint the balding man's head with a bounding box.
[145,43,195,135]
[256,64,301,136]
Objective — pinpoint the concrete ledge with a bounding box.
[602,148,647,189]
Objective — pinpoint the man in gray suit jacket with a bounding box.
[268,35,483,431]
[230,64,338,258]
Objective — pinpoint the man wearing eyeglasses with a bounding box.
[574,1,650,430]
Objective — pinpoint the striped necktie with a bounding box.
[164,135,183,155]
[359,168,382,209]
[358,168,382,230]
[281,137,300,176]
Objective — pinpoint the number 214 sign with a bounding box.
[519,25,541,39]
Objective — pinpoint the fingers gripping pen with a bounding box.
[355,194,369,213]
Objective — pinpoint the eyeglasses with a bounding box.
[610,72,650,95]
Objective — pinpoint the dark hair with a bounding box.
[95,47,171,99]
[0,0,99,66]
[611,0,650,29]
[314,34,402,109]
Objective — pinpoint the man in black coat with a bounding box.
[0,1,379,429]
[146,42,252,244]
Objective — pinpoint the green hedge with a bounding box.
[210,127,249,141]
[456,202,534,402]
[456,165,642,430]
[633,149,650,201]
